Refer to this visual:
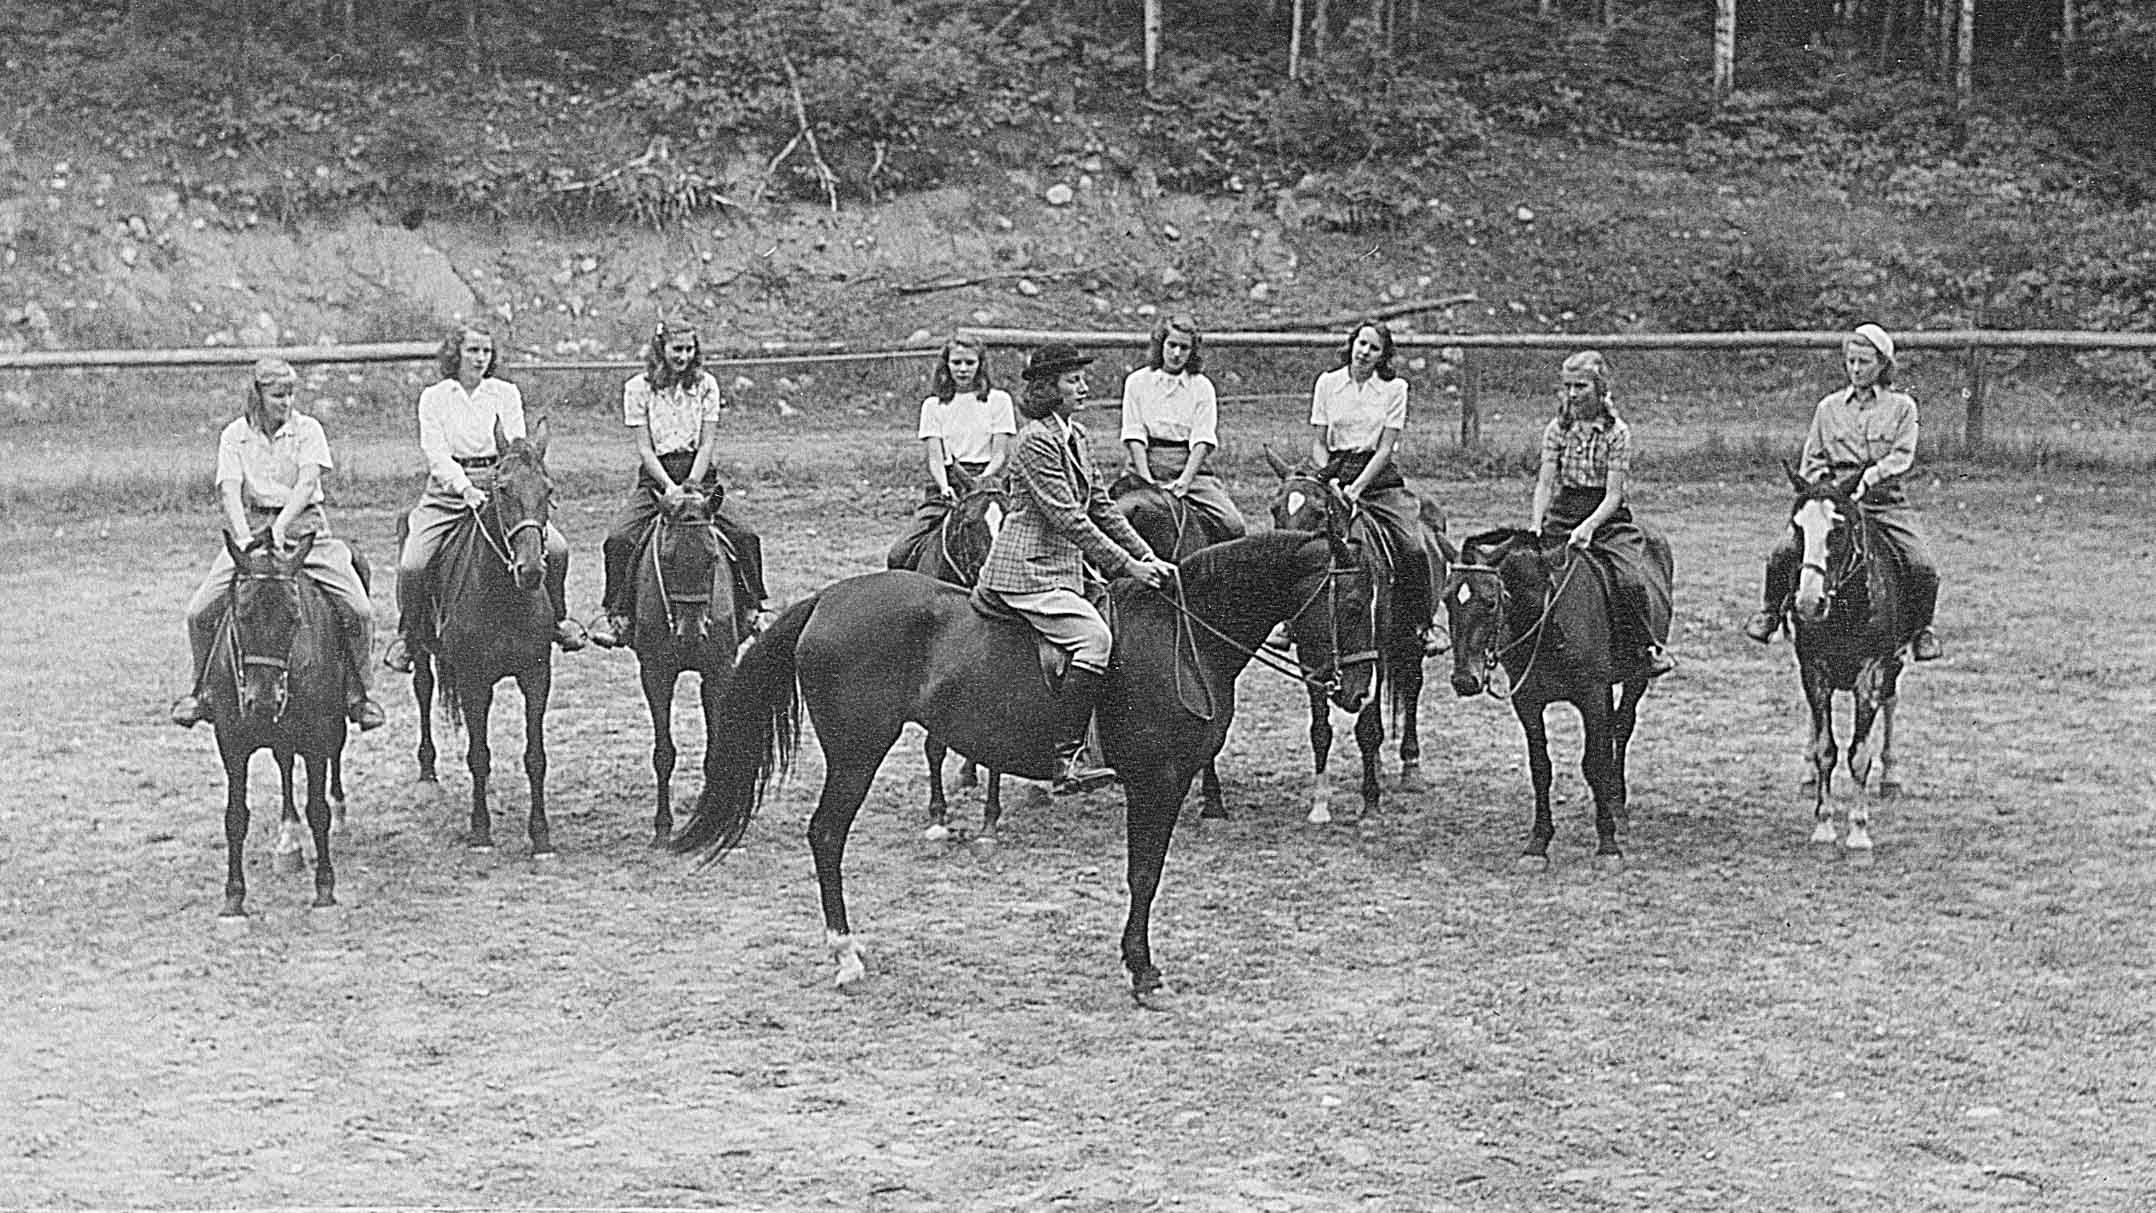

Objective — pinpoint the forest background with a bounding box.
[3,0,2155,487]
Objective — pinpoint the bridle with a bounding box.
[1796,495,1869,619]
[937,488,1002,588]
[1144,544,1379,710]
[1446,545,1582,701]
[650,506,722,640]
[224,563,301,723]
[472,459,549,574]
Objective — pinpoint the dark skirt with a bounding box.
[1544,485,1670,649]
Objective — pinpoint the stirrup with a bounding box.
[1910,627,1943,662]
[382,637,416,673]
[170,694,209,728]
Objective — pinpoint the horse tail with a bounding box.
[671,593,814,861]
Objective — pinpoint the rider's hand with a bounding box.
[461,485,488,510]
[269,522,290,550]
[1167,480,1191,498]
[1567,523,1594,550]
[936,483,957,502]
[662,482,691,504]
[1131,559,1176,591]
[1342,482,1364,503]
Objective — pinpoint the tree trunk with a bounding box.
[1602,0,1616,28]
[1313,0,1329,59]
[2060,0,2076,83]
[1538,0,1552,17]
[1143,0,1160,94]
[1714,0,1736,99]
[1954,0,1972,109]
[1289,0,1305,78]
[464,0,481,73]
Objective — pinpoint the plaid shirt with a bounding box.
[978,415,1155,594]
[1541,411,1631,489]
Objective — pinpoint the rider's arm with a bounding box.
[684,418,720,488]
[1124,439,1154,482]
[1009,427,1154,575]
[634,423,675,494]
[218,478,251,544]
[1797,395,1835,482]
[416,383,473,497]
[1308,425,1332,471]
[1348,427,1402,497]
[1576,468,1626,537]
[1176,378,1220,489]
[1119,375,1153,481]
[1529,444,1558,534]
[923,435,953,496]
[980,432,1012,485]
[273,463,322,544]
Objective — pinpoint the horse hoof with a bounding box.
[1307,804,1333,825]
[532,849,559,864]
[1809,822,1838,846]
[468,842,495,854]
[1845,830,1875,853]
[1397,766,1427,793]
[215,910,248,930]
[310,895,341,913]
[923,823,951,842]
[1515,854,1550,874]
[273,850,307,875]
[970,832,997,850]
[834,960,867,993]
[1132,983,1178,1013]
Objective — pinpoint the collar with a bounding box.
[250,412,298,440]
[1558,408,1618,434]
[1841,384,1885,407]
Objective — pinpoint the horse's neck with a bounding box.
[1175,536,1302,645]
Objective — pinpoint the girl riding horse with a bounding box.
[1117,312,1246,541]
[587,316,770,648]
[886,333,1016,571]
[171,358,382,733]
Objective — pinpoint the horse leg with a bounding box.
[1197,761,1225,821]
[959,758,980,790]
[1611,678,1648,828]
[413,653,438,785]
[1876,664,1902,800]
[1804,670,1840,845]
[328,747,347,832]
[1305,683,1336,824]
[219,740,253,919]
[1578,696,1624,868]
[1515,700,1556,869]
[923,734,952,841]
[272,747,307,874]
[305,748,338,908]
[1395,654,1427,791]
[643,661,679,847]
[521,664,554,859]
[1353,699,1385,819]
[695,669,727,847]
[1122,766,1199,1005]
[806,756,889,992]
[981,769,1004,841]
[461,680,495,852]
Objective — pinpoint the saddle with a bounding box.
[969,585,1072,691]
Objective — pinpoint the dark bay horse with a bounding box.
[204,532,348,917]
[1782,466,1911,852]
[1264,453,1445,823]
[1112,474,1235,818]
[407,421,560,857]
[672,530,1378,1003]
[888,472,1014,840]
[1444,527,1670,870]
[626,487,740,847]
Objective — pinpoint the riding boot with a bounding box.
[545,550,588,651]
[1904,563,1942,660]
[341,611,385,731]
[1743,543,1798,643]
[1054,716,1118,796]
[170,607,221,727]
[385,569,432,672]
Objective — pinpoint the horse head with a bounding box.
[1264,448,1353,540]
[937,469,1007,585]
[489,417,553,591]
[1442,527,1542,697]
[1281,529,1378,715]
[225,529,314,725]
[655,488,728,644]
[1783,460,1867,626]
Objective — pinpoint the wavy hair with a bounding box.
[646,320,704,392]
[436,324,499,381]
[1018,374,1065,421]
[929,333,992,403]
[1145,314,1203,375]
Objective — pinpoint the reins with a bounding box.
[221,563,300,721]
[1142,560,1377,699]
[1450,545,1583,702]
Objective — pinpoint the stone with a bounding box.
[1044,183,1075,207]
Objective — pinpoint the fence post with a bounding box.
[1458,349,1482,450]
[1963,342,1987,456]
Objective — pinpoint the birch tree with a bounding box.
[1714,0,1736,99]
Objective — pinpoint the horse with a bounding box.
[621,485,743,847]
[268,539,369,875]
[1263,452,1446,823]
[887,470,1015,840]
[672,529,1378,1003]
[203,531,349,918]
[406,420,561,857]
[1443,526,1671,870]
[1112,473,1236,819]
[1780,465,1911,852]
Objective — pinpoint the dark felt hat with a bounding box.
[1022,344,1094,382]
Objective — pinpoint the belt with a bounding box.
[1146,438,1191,450]
[454,454,498,468]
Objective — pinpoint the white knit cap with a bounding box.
[1851,323,1895,363]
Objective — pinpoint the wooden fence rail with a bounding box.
[8,328,2154,455]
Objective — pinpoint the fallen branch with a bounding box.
[989,0,1035,37]
[893,264,1100,297]
[1264,293,1480,331]
[781,54,840,214]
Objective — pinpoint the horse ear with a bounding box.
[1833,468,1864,499]
[530,415,550,459]
[1781,458,1809,493]
[282,532,315,572]
[224,529,250,567]
[1262,447,1290,481]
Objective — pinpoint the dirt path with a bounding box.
[3,474,2152,1211]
